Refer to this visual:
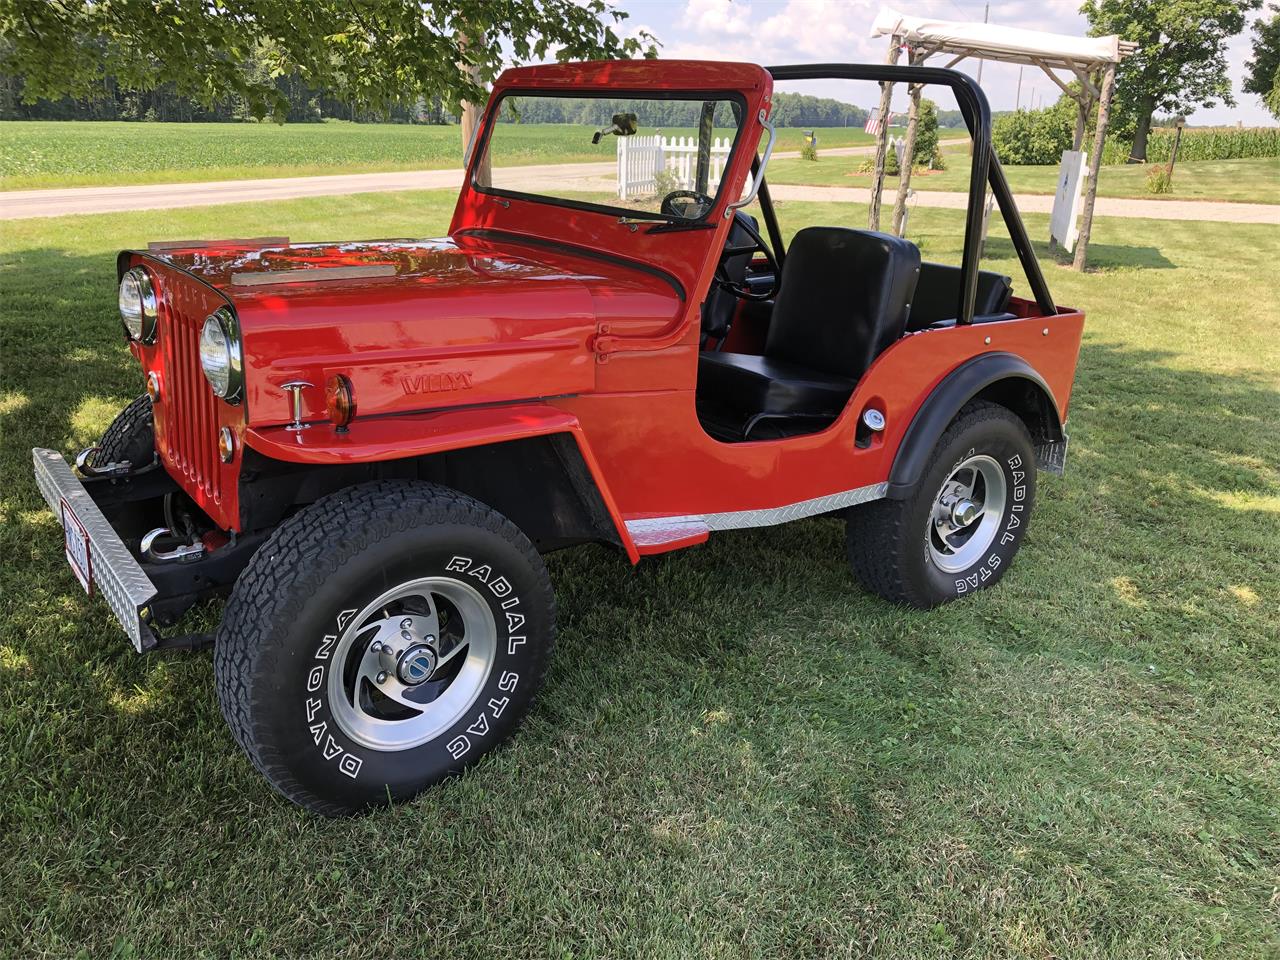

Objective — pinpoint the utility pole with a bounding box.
[975,2,990,85]
[1016,66,1023,109]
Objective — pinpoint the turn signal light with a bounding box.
[325,374,356,430]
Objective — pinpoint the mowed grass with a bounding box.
[766,150,1280,204]
[2,192,1278,958]
[0,120,881,190]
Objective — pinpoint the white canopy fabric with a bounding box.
[871,7,1132,70]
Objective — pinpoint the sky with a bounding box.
[605,0,1276,125]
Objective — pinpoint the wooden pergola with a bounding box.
[868,8,1136,270]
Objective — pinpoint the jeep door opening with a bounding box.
[32,59,1083,814]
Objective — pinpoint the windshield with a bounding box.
[476,93,746,221]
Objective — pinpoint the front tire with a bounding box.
[95,394,154,468]
[847,401,1037,608]
[213,481,555,815]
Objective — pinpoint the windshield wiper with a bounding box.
[644,220,716,234]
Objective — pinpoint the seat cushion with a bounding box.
[907,262,1012,331]
[698,351,857,420]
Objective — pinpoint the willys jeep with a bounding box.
[32,60,1083,815]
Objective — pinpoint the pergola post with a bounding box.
[892,81,922,235]
[1072,62,1115,271]
[868,37,901,231]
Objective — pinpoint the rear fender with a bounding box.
[241,404,638,561]
[887,352,1065,498]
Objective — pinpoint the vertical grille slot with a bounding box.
[158,280,223,504]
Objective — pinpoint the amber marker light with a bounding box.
[218,426,236,463]
[325,374,356,431]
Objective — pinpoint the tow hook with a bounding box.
[74,446,132,479]
[141,527,206,563]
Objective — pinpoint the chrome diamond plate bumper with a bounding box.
[32,448,158,651]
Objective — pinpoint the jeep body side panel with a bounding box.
[558,304,1085,538]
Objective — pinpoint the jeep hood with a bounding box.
[137,235,682,426]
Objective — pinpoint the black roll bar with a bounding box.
[766,63,1056,322]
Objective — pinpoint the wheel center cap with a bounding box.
[396,643,437,686]
[951,499,981,527]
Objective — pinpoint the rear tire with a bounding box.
[847,401,1036,608]
[96,395,154,468]
[213,481,555,816]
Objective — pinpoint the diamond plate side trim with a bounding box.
[625,481,888,545]
[625,516,711,547]
[32,448,158,652]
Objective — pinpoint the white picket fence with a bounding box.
[616,134,733,200]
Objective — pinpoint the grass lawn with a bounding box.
[765,151,1280,204]
[2,193,1278,958]
[0,121,882,190]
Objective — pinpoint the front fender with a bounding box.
[244,402,640,561]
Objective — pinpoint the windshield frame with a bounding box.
[471,88,751,224]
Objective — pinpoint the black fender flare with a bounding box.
[887,352,1064,498]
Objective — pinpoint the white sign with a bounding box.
[1050,149,1087,252]
[892,135,907,171]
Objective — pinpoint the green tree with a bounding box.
[1081,0,1261,161]
[1245,3,1280,118]
[0,0,657,122]
[913,98,940,166]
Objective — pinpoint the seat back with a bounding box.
[906,261,1012,331]
[764,227,920,382]
[701,213,759,344]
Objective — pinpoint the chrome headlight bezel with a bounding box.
[119,267,158,343]
[199,307,244,404]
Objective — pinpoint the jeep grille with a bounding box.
[156,278,224,505]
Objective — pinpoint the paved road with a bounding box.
[768,184,1280,223]
[4,144,1277,224]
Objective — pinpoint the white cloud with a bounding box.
[614,0,1277,124]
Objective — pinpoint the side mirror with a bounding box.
[592,112,638,145]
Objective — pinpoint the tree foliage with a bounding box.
[1081,0,1261,159]
[1244,3,1280,117]
[991,95,1081,165]
[0,0,658,122]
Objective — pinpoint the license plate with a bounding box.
[61,497,93,594]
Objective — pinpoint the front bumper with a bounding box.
[32,448,159,651]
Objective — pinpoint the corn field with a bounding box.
[1103,127,1280,165]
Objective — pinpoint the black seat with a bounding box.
[698,226,920,441]
[907,262,1012,331]
[700,213,759,346]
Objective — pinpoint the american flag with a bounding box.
[864,108,894,136]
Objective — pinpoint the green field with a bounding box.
[766,149,1280,204]
[0,120,881,190]
[2,194,1278,957]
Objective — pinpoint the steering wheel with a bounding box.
[715,213,780,302]
[660,190,714,219]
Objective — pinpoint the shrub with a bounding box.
[914,99,940,167]
[800,141,818,162]
[1146,164,1173,194]
[991,96,1078,165]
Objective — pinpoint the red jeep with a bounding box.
[33,60,1082,814]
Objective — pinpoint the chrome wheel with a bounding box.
[927,454,1007,574]
[328,577,496,751]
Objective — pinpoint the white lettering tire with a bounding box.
[213,481,554,815]
[847,401,1037,608]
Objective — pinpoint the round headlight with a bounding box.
[199,308,243,402]
[118,267,158,342]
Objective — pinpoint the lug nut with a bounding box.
[400,630,414,642]
[376,671,388,684]
[400,618,414,630]
[371,640,383,653]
